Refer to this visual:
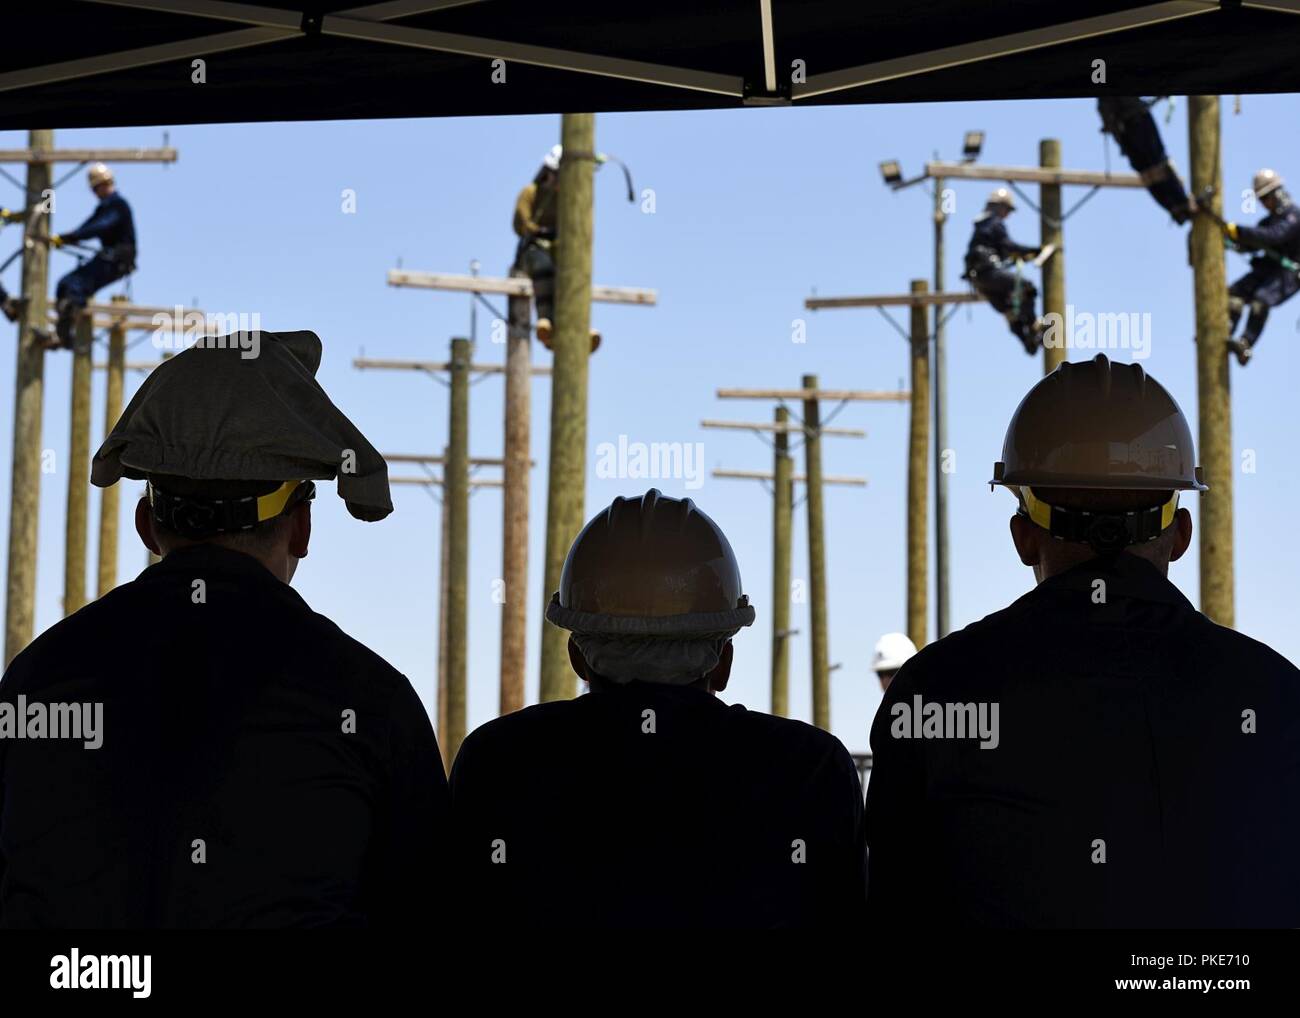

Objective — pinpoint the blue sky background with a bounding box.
[2,94,1296,756]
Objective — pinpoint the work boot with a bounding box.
[536,318,602,353]
[1226,338,1253,366]
[31,327,63,351]
[1,295,24,323]
[54,298,78,348]
[1019,321,1044,355]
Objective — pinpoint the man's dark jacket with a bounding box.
[451,682,867,927]
[866,553,1300,928]
[0,545,447,928]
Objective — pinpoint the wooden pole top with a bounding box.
[700,418,865,437]
[717,387,909,402]
[354,357,552,376]
[387,269,657,306]
[805,291,982,310]
[713,468,867,486]
[92,361,164,372]
[0,148,178,164]
[924,160,1144,188]
[53,301,208,320]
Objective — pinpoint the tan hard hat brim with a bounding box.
[990,354,1207,493]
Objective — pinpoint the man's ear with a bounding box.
[567,636,589,683]
[1009,513,1040,568]
[135,497,160,554]
[1169,506,1194,562]
[288,502,312,560]
[706,640,734,694]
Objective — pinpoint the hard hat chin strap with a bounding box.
[1019,487,1179,554]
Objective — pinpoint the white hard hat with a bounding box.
[1253,168,1284,198]
[542,144,563,171]
[872,632,918,673]
[88,162,114,187]
[987,186,1015,210]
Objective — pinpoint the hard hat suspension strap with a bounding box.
[148,480,315,540]
[1019,487,1178,554]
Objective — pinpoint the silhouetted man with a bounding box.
[0,330,447,928]
[867,354,1300,928]
[452,489,866,927]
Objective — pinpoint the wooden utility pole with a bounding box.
[500,272,531,715]
[96,297,128,597]
[718,382,900,731]
[771,407,793,718]
[445,338,471,762]
[932,174,951,640]
[539,113,596,703]
[705,414,865,719]
[805,288,966,643]
[390,457,505,773]
[1039,139,1067,374]
[712,457,866,719]
[1189,96,1234,627]
[62,311,93,616]
[437,445,452,771]
[5,129,53,663]
[2,139,176,662]
[801,375,831,730]
[381,261,653,714]
[907,280,930,649]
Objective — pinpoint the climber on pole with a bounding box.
[965,187,1046,355]
[1098,97,1195,225]
[511,145,600,353]
[1212,168,1300,366]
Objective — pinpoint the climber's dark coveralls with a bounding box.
[965,213,1040,349]
[1228,197,1300,350]
[512,174,558,323]
[1098,97,1191,224]
[54,192,137,344]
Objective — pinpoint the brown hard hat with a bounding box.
[552,489,753,625]
[990,353,1208,492]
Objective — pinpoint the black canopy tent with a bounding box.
[1,0,1299,130]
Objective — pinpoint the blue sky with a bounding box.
[2,94,1297,756]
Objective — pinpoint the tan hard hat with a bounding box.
[554,489,750,620]
[1254,168,1284,198]
[987,186,1016,210]
[88,162,114,187]
[990,354,1207,492]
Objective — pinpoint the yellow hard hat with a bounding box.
[87,162,114,187]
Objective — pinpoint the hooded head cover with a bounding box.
[91,330,392,522]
